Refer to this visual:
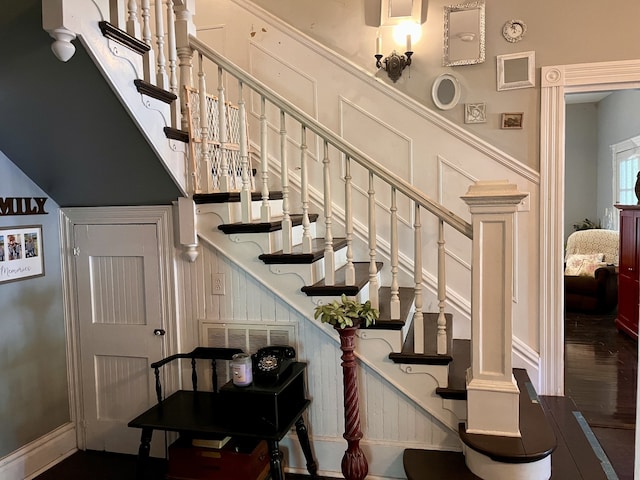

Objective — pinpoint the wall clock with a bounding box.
[502,20,526,43]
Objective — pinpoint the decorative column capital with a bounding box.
[461,180,527,210]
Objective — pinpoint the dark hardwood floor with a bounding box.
[564,309,637,480]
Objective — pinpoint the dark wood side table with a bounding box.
[128,362,317,480]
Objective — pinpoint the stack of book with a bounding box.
[191,435,232,449]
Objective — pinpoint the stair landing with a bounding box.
[404,394,615,480]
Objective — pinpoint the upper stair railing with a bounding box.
[184,35,471,356]
[100,0,499,358]
[46,0,529,437]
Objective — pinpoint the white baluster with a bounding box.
[154,0,168,90]
[108,0,126,30]
[437,219,447,354]
[140,0,156,84]
[165,0,179,128]
[126,0,140,38]
[344,157,355,285]
[198,52,213,193]
[413,204,424,354]
[280,111,292,253]
[390,187,400,319]
[174,1,195,133]
[368,172,379,309]
[260,97,271,222]
[238,81,251,222]
[323,141,335,286]
[217,67,230,192]
[300,126,312,253]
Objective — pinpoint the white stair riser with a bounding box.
[227,223,316,254]
[198,199,284,224]
[463,445,551,480]
[268,245,348,285]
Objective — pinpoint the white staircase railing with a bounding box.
[44,0,529,438]
[185,34,473,354]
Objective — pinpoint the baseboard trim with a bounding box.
[0,423,77,480]
[281,434,448,479]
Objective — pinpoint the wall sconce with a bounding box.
[375,34,413,83]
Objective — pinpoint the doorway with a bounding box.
[61,206,178,455]
[540,59,640,479]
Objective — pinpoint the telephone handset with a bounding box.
[252,345,296,386]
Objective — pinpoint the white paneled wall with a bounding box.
[193,0,541,350]
[174,239,460,476]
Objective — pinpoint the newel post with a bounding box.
[336,324,368,480]
[461,180,527,437]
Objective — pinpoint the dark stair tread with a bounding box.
[388,313,453,365]
[404,450,481,480]
[363,286,414,331]
[459,368,556,464]
[259,238,347,264]
[218,213,319,234]
[133,79,177,104]
[164,127,189,143]
[194,191,283,204]
[436,339,470,399]
[98,21,149,55]
[539,395,611,480]
[301,261,382,297]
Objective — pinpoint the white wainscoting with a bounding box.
[1,423,77,480]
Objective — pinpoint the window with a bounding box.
[612,135,640,229]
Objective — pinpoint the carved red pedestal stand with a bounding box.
[336,324,368,480]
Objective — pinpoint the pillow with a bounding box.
[565,253,605,277]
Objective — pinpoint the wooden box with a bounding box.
[166,437,270,480]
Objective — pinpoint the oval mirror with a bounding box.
[431,73,461,110]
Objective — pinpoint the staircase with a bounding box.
[42,1,555,478]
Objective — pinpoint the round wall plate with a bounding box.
[502,20,526,43]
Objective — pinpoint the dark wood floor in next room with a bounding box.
[564,310,637,480]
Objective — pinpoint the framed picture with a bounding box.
[496,51,535,91]
[0,225,45,284]
[501,112,524,129]
[464,103,487,124]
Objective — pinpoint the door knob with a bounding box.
[154,329,166,336]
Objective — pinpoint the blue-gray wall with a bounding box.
[565,89,640,242]
[0,150,69,457]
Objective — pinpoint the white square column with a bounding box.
[462,180,528,437]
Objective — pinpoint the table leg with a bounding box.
[295,416,318,478]
[267,439,285,480]
[136,427,153,480]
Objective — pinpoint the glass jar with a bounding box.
[231,353,253,387]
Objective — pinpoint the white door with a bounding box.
[74,223,166,455]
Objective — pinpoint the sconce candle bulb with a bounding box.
[406,34,411,52]
[376,34,382,55]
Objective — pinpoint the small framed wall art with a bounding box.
[464,103,487,124]
[501,112,524,129]
[496,51,535,91]
[0,225,45,284]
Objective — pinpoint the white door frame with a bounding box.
[539,59,640,397]
[60,205,178,450]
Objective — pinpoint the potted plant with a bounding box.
[313,295,379,480]
[313,294,379,329]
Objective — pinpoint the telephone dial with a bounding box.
[252,345,296,386]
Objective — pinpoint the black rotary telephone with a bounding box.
[252,345,296,386]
